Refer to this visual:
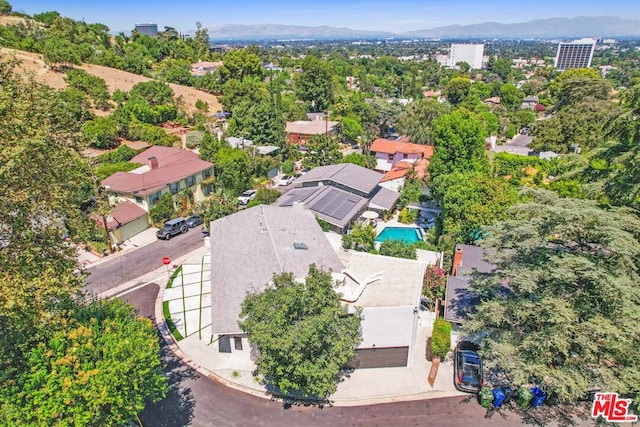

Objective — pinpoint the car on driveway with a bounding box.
[156,217,188,240]
[453,341,483,393]
[278,175,294,186]
[186,215,203,228]
[237,189,257,205]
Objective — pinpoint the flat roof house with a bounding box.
[335,252,426,368]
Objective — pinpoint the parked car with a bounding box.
[186,215,203,228]
[453,341,483,393]
[237,189,257,205]
[278,175,294,186]
[156,217,188,240]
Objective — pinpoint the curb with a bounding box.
[152,260,468,407]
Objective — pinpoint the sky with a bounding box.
[10,0,640,34]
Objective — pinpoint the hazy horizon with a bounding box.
[10,0,640,34]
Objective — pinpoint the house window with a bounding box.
[204,184,213,196]
[387,154,394,161]
[150,192,161,205]
[169,182,180,195]
[403,153,408,159]
[218,335,231,353]
[202,168,212,179]
[234,336,243,351]
[186,175,195,187]
[135,196,143,204]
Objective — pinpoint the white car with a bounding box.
[278,175,294,186]
[237,189,257,205]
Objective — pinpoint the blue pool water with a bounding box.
[375,227,422,244]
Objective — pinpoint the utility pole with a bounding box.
[101,185,113,255]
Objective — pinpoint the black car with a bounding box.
[186,215,203,228]
[453,341,483,393]
[156,217,188,240]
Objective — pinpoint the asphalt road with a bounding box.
[117,284,528,427]
[84,226,204,295]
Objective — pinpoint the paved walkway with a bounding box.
[83,225,464,407]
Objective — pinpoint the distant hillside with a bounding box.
[405,16,640,38]
[206,24,395,40]
[203,17,640,41]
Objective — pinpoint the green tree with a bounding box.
[220,48,263,81]
[214,147,251,196]
[129,80,174,106]
[341,152,373,168]
[198,132,224,163]
[239,265,362,399]
[499,83,524,112]
[350,222,377,251]
[0,0,12,14]
[430,171,518,241]
[396,98,450,145]
[444,77,471,106]
[294,55,334,112]
[428,109,488,177]
[149,193,176,224]
[42,37,81,69]
[464,188,640,406]
[302,135,343,169]
[487,56,512,82]
[82,117,119,149]
[379,240,417,259]
[1,299,167,426]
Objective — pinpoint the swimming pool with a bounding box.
[375,226,422,244]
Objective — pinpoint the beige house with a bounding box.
[102,146,214,213]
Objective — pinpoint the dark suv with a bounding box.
[453,341,483,393]
[156,217,188,240]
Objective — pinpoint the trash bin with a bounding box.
[517,387,533,408]
[502,386,513,405]
[479,386,494,408]
[493,387,506,408]
[531,387,546,408]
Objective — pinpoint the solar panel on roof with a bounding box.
[312,188,358,220]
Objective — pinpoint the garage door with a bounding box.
[349,346,409,369]
[116,215,150,242]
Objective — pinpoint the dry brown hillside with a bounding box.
[0,48,222,115]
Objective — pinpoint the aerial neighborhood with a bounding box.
[1,0,640,424]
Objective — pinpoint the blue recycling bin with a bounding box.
[531,387,546,407]
[493,387,507,408]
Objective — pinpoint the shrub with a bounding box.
[379,239,417,259]
[95,161,142,180]
[282,159,295,174]
[342,234,353,250]
[431,318,451,358]
[186,130,205,149]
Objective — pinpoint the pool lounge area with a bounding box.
[375,226,423,244]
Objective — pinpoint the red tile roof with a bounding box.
[379,158,430,182]
[371,138,435,157]
[102,146,213,196]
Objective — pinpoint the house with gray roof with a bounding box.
[209,205,344,358]
[444,244,495,324]
[276,163,399,233]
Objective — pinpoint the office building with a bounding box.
[554,38,597,71]
[135,23,158,37]
[448,43,485,70]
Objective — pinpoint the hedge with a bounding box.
[431,317,452,358]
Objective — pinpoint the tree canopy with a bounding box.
[464,188,640,405]
[239,265,362,400]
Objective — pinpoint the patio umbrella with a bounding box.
[361,210,379,219]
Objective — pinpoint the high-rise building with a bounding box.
[135,23,158,37]
[448,43,485,70]
[554,38,597,71]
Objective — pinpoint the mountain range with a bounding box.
[205,16,640,41]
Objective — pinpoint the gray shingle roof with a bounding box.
[444,244,495,323]
[210,205,344,335]
[294,163,383,196]
[368,187,400,211]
